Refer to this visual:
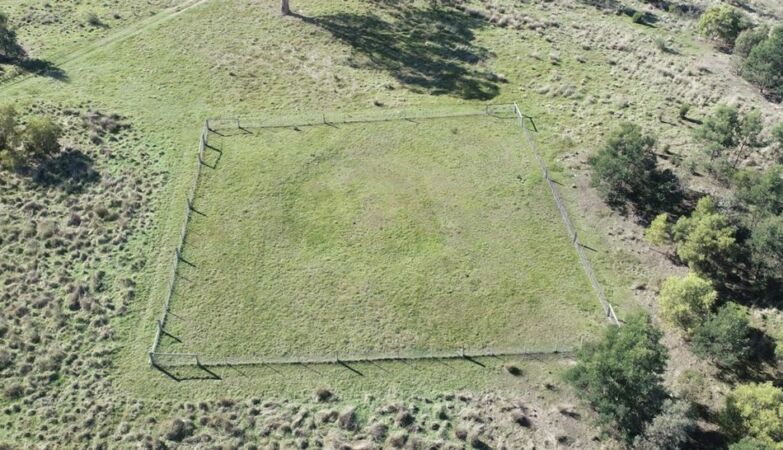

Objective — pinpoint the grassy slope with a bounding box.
[162,115,601,360]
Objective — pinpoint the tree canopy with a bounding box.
[673,196,737,275]
[698,5,748,48]
[588,122,679,220]
[742,26,783,100]
[722,383,783,448]
[692,302,753,371]
[566,314,669,441]
[659,272,717,333]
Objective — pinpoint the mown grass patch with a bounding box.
[160,113,603,360]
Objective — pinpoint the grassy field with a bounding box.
[8,0,768,444]
[159,112,602,361]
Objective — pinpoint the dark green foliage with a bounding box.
[692,303,753,371]
[742,26,783,100]
[632,400,696,450]
[733,165,783,220]
[0,11,24,62]
[679,104,690,120]
[566,314,668,441]
[588,122,680,220]
[749,214,783,282]
[773,123,783,150]
[632,11,644,24]
[735,26,769,58]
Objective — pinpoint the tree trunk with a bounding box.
[281,0,290,16]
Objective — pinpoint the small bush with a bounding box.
[632,11,644,24]
[21,117,62,159]
[678,104,691,120]
[698,4,748,48]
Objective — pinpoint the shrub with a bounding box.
[773,123,783,149]
[729,438,775,450]
[673,196,737,275]
[659,272,717,333]
[632,400,695,450]
[733,165,783,220]
[566,313,668,441]
[588,122,679,219]
[645,213,671,246]
[694,105,764,169]
[742,26,783,100]
[698,4,748,48]
[678,104,691,120]
[692,302,752,370]
[20,117,61,158]
[722,383,783,448]
[749,214,783,282]
[735,25,770,58]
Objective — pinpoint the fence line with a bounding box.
[150,345,576,368]
[149,103,615,370]
[512,103,620,326]
[148,121,211,366]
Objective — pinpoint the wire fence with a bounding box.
[150,344,577,368]
[512,103,620,326]
[148,121,210,366]
[149,103,617,370]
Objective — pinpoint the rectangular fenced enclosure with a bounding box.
[153,105,610,366]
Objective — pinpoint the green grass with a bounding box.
[160,113,603,360]
[0,0,679,408]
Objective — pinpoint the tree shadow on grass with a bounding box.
[300,2,499,100]
[18,58,68,81]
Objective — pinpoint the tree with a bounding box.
[742,26,783,100]
[645,213,671,246]
[722,383,783,448]
[0,11,24,62]
[694,105,764,169]
[733,166,783,225]
[566,314,668,441]
[698,4,748,48]
[20,117,61,158]
[749,214,783,282]
[281,0,290,15]
[692,302,753,370]
[735,25,770,58]
[588,123,679,219]
[673,197,737,275]
[632,400,696,450]
[659,272,717,333]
